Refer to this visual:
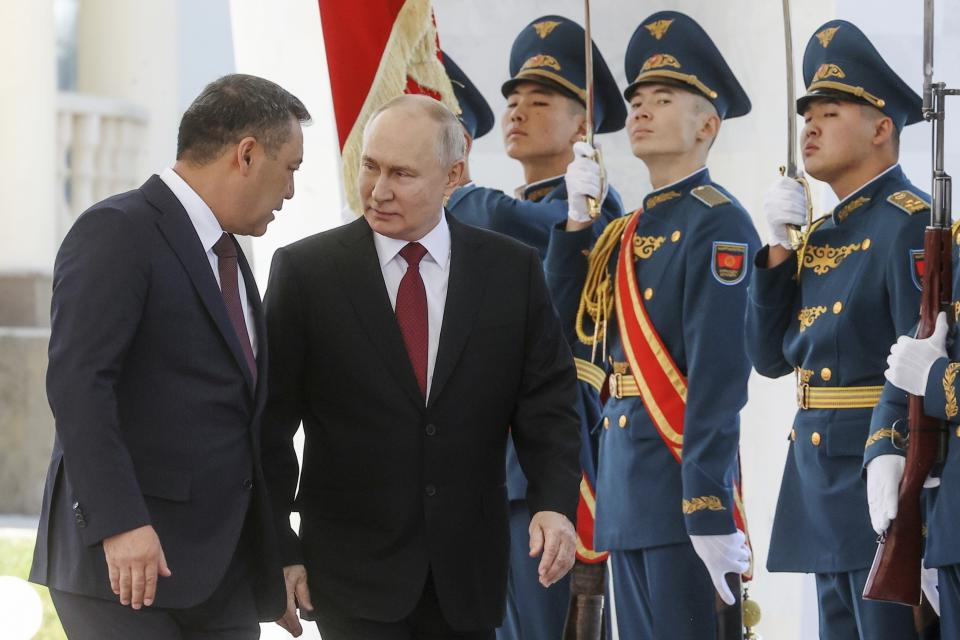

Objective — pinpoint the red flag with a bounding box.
[318,0,459,213]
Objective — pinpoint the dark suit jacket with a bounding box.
[29,175,285,619]
[261,214,581,631]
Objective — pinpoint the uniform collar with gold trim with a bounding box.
[517,175,563,202]
[831,164,902,225]
[643,166,709,211]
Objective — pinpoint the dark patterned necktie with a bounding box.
[212,233,257,384]
[396,242,429,398]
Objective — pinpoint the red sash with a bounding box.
[575,473,607,564]
[614,209,752,578]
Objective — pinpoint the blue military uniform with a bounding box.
[868,236,960,638]
[746,20,928,640]
[546,12,759,638]
[442,20,626,640]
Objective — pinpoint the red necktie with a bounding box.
[212,233,257,384]
[396,242,429,398]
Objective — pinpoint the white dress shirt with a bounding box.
[159,167,258,356]
[372,212,451,399]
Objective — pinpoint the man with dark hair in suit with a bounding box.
[262,93,582,640]
[30,73,310,639]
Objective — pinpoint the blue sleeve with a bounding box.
[681,209,761,535]
[923,356,960,423]
[744,245,797,378]
[544,225,596,347]
[864,381,910,472]
[46,208,153,545]
[884,214,926,336]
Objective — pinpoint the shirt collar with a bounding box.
[159,167,224,252]
[372,209,451,271]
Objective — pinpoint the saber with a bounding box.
[779,0,814,256]
[583,0,604,219]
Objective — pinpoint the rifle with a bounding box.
[863,0,957,605]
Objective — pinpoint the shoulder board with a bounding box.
[887,190,930,215]
[690,185,731,208]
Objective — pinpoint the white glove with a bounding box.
[690,530,751,605]
[566,141,606,223]
[763,176,808,249]
[885,312,949,396]
[866,454,905,535]
[921,563,940,615]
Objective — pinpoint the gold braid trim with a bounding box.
[945,362,960,419]
[682,495,726,514]
[575,214,633,347]
[865,427,905,449]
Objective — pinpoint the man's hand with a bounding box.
[275,564,314,637]
[763,176,807,250]
[866,454,906,535]
[689,531,750,605]
[102,524,171,609]
[885,311,949,396]
[528,511,576,588]
[565,141,604,231]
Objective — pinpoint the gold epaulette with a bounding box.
[690,185,730,208]
[887,190,930,215]
[574,213,633,347]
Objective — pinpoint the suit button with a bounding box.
[425,424,437,436]
[644,288,654,301]
[811,432,822,446]
[833,301,843,314]
[618,415,628,428]
[955,426,960,438]
[820,368,832,382]
[790,429,797,442]
[603,417,610,429]
[425,485,437,497]
[242,478,253,490]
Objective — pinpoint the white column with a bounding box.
[76,0,180,177]
[0,2,57,273]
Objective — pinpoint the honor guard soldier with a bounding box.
[546,11,758,637]
[746,20,929,639]
[877,276,957,635]
[442,19,627,640]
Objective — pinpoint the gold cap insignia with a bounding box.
[533,20,562,39]
[641,53,681,72]
[521,54,561,72]
[813,63,846,82]
[816,26,840,48]
[644,19,674,41]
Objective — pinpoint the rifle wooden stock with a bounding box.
[715,573,744,640]
[863,227,952,605]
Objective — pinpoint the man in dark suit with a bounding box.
[29,74,310,639]
[262,94,581,640]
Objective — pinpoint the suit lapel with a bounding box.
[338,218,425,406]
[428,215,489,406]
[144,176,256,395]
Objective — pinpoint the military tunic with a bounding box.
[546,168,759,637]
[868,238,960,638]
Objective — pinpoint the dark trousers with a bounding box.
[814,568,916,640]
[314,571,494,640]
[496,500,569,640]
[50,537,258,640]
[606,543,716,640]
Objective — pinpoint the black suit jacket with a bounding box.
[29,176,285,619]
[261,214,581,631]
